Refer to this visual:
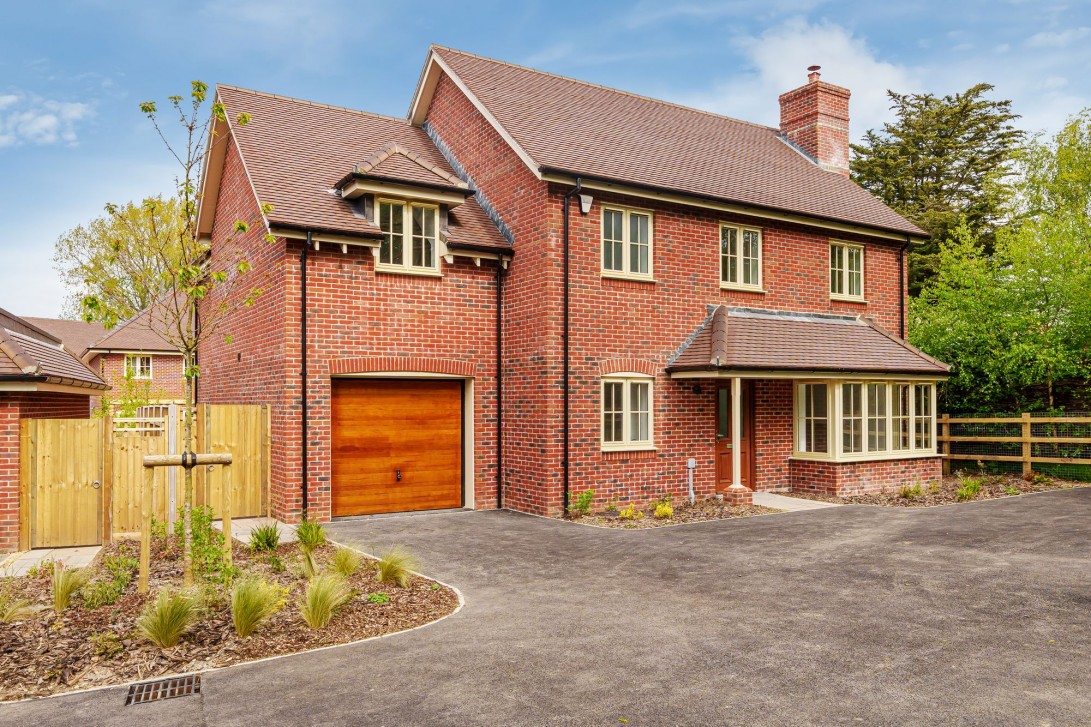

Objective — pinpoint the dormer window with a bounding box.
[377,199,439,274]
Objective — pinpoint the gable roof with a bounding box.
[86,307,180,355]
[207,86,508,251]
[669,307,949,375]
[22,317,105,357]
[414,46,923,239]
[0,308,107,389]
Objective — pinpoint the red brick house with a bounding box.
[29,308,187,409]
[0,308,107,551]
[196,47,948,523]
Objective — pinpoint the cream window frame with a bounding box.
[793,380,937,462]
[376,198,442,276]
[600,205,654,281]
[830,240,865,301]
[125,354,153,380]
[796,382,831,455]
[600,374,655,451]
[719,224,763,291]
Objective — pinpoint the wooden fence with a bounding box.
[939,413,1091,476]
[20,404,270,548]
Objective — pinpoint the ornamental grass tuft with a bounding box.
[332,547,362,578]
[300,574,352,630]
[249,523,281,552]
[296,519,326,554]
[52,563,90,613]
[231,577,286,638]
[136,589,201,648]
[376,545,420,588]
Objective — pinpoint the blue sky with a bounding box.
[2,0,1089,317]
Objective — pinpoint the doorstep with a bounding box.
[752,491,841,511]
[0,545,102,577]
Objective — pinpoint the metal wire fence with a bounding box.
[940,412,1091,481]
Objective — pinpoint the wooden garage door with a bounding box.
[331,379,463,517]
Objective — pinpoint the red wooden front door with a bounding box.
[716,381,754,491]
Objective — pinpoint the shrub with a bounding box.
[82,578,124,609]
[267,554,286,573]
[0,591,34,622]
[1029,472,1053,486]
[956,476,984,501]
[296,519,326,554]
[654,502,674,519]
[377,545,420,588]
[89,631,123,658]
[149,515,168,541]
[103,550,138,581]
[618,503,643,520]
[231,577,286,638]
[137,589,200,648]
[604,501,619,514]
[1003,485,1021,496]
[332,547,362,578]
[249,523,281,552]
[568,488,594,517]
[300,574,352,629]
[176,505,234,583]
[52,564,90,613]
[899,483,923,500]
[368,592,390,605]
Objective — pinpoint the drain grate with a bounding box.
[125,674,201,705]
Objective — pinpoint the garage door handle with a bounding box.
[396,469,402,482]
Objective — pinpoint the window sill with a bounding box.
[790,450,940,463]
[601,272,655,284]
[830,295,867,304]
[720,283,765,294]
[600,444,657,453]
[374,265,443,278]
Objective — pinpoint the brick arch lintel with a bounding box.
[597,358,660,377]
[328,356,476,378]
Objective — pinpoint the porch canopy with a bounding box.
[667,306,950,380]
[667,306,948,496]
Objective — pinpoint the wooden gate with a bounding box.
[20,418,104,549]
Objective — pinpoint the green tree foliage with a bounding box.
[75,82,272,587]
[53,197,185,321]
[911,112,1091,412]
[852,84,1024,294]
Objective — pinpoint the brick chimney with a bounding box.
[778,66,851,175]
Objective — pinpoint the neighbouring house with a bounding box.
[29,308,186,410]
[0,308,108,551]
[196,46,949,524]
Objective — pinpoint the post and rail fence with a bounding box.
[938,412,1091,479]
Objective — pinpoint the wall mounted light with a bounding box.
[578,193,594,215]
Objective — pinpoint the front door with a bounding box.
[715,382,754,491]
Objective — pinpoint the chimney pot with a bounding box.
[778,68,851,176]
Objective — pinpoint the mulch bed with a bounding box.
[783,472,1087,508]
[0,536,458,702]
[567,497,778,529]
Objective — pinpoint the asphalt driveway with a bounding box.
[3,489,1090,726]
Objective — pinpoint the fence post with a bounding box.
[222,463,233,568]
[139,464,153,593]
[1021,412,1033,475]
[102,413,113,544]
[167,404,178,531]
[939,414,951,476]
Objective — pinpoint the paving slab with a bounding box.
[752,490,840,510]
[213,517,297,544]
[2,489,1089,725]
[0,545,102,577]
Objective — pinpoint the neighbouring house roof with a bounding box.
[85,307,180,355]
[0,308,108,390]
[669,307,950,376]
[419,46,924,239]
[22,317,105,357]
[211,85,509,251]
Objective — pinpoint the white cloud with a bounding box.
[0,94,93,148]
[1025,27,1091,48]
[676,18,920,141]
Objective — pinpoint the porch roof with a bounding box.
[667,306,950,377]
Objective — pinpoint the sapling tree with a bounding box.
[81,81,273,586]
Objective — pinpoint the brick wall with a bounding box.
[97,352,186,401]
[0,392,92,552]
[790,456,943,496]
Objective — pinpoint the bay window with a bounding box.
[601,375,653,449]
[794,381,937,460]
